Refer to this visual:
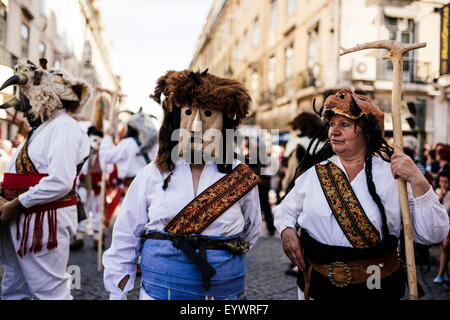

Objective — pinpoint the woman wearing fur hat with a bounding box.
[103,70,262,300]
[274,88,449,300]
[0,59,91,299]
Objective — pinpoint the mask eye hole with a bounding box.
[204,110,212,117]
[185,109,192,116]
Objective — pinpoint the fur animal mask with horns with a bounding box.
[0,59,91,127]
[150,69,251,173]
[127,108,158,159]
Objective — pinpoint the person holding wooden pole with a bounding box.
[274,87,449,300]
[96,89,121,271]
[340,40,441,299]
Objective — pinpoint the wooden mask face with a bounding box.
[178,106,223,159]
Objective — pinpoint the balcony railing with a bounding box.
[297,64,322,89]
[378,59,428,84]
[259,90,275,105]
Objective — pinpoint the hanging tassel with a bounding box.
[29,211,45,254]
[47,209,58,250]
[17,214,32,259]
[16,217,20,241]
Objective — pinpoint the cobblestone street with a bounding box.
[1,224,450,300]
[66,228,450,300]
[68,226,298,300]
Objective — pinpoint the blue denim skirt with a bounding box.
[140,231,246,300]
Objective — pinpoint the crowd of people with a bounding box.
[422,143,450,286]
[265,127,450,290]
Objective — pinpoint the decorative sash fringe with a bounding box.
[17,214,32,258]
[29,211,44,254]
[47,209,58,250]
[17,209,58,258]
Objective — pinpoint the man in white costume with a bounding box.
[0,59,91,300]
[99,109,157,192]
[71,125,104,250]
[274,88,449,300]
[103,69,262,300]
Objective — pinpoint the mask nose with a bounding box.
[190,109,203,134]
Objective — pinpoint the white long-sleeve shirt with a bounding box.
[6,110,90,208]
[274,155,449,247]
[99,136,147,179]
[103,160,262,300]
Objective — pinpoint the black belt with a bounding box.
[142,232,249,290]
[143,232,250,254]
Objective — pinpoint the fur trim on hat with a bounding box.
[47,68,92,114]
[150,69,251,173]
[12,60,92,122]
[150,69,251,124]
[127,110,158,157]
[322,88,384,134]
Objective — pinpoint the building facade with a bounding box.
[191,0,450,147]
[0,0,121,143]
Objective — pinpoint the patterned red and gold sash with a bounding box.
[165,164,260,235]
[315,161,381,249]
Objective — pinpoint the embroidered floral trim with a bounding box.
[315,161,381,249]
[15,138,38,174]
[165,164,260,235]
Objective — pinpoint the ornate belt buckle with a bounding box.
[327,261,352,287]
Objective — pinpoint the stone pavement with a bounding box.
[1,226,450,300]
[413,245,450,300]
[67,226,298,300]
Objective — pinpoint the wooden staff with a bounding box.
[81,96,101,240]
[95,87,121,272]
[340,40,426,300]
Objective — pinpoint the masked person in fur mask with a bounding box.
[274,88,449,300]
[0,59,91,300]
[103,70,262,300]
[99,109,154,192]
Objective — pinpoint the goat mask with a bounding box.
[0,59,91,123]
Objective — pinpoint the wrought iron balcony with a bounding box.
[297,64,322,89]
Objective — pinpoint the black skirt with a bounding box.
[297,230,407,300]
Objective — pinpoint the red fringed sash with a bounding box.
[165,164,260,235]
[2,173,77,258]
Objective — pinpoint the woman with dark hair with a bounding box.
[437,145,450,173]
[281,112,327,195]
[274,88,449,300]
[103,70,262,300]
